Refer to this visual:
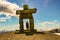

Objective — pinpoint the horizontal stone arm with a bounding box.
[20,8,37,14]
[16,8,37,15]
[16,10,21,15]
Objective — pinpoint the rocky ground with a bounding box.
[0,32,60,40]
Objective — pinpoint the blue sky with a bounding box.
[0,0,60,31]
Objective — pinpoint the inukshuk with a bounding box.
[16,5,37,33]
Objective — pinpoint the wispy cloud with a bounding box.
[0,24,19,31]
[35,20,60,31]
[0,19,6,22]
[0,20,60,31]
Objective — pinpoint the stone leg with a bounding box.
[20,19,24,32]
[29,17,34,32]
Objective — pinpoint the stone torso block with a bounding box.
[20,13,32,19]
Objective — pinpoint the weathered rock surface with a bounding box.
[0,32,60,40]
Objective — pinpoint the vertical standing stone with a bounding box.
[29,15,34,32]
[20,18,24,32]
[16,5,37,33]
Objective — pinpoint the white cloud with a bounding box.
[35,20,60,31]
[0,19,6,22]
[0,12,11,22]
[0,20,60,31]
[0,24,19,31]
[6,24,19,31]
[0,0,23,17]
[0,0,23,22]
